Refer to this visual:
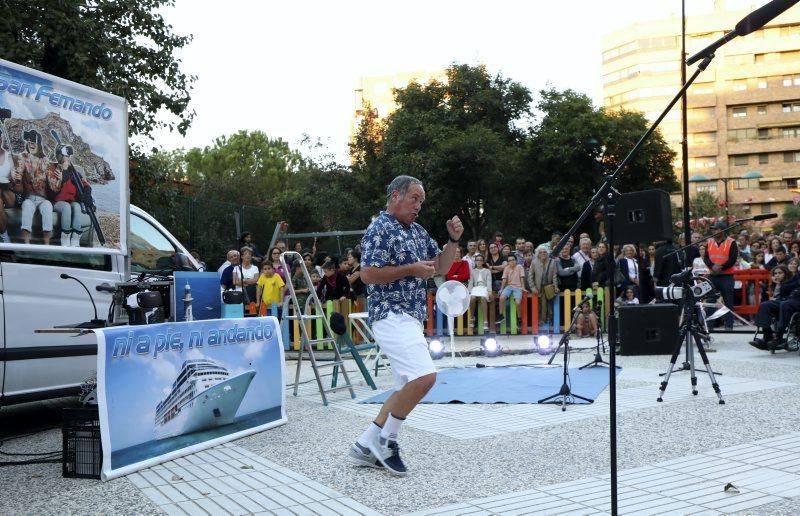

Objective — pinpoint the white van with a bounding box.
[0,205,199,406]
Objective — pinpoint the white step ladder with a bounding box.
[280,251,356,405]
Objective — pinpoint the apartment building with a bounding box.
[602,1,800,215]
[351,70,447,144]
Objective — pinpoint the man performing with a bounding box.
[348,175,462,476]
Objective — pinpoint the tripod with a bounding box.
[657,279,725,404]
[539,300,594,411]
[580,299,619,370]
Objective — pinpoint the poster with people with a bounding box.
[95,317,287,480]
[0,58,127,253]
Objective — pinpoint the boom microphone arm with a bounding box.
[687,0,799,65]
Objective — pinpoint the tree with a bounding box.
[517,89,680,244]
[351,64,532,241]
[599,108,679,194]
[518,89,606,242]
[184,131,302,206]
[0,0,195,138]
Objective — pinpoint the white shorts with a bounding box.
[372,311,436,389]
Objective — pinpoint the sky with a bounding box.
[151,0,753,162]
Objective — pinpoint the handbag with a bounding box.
[543,283,557,301]
[542,260,557,300]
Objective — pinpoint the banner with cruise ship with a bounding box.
[95,317,286,480]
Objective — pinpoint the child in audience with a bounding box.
[256,262,285,316]
[468,254,492,329]
[575,301,598,338]
[290,259,311,311]
[615,286,639,307]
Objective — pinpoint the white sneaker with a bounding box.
[60,232,70,246]
[70,232,81,247]
[367,436,407,476]
[347,442,382,469]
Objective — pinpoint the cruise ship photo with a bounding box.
[154,358,256,440]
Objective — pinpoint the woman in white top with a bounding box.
[764,237,784,266]
[692,244,710,275]
[234,247,260,303]
[468,254,492,329]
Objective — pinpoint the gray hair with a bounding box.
[386,175,423,206]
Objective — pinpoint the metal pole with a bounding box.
[724,178,730,219]
[681,0,691,251]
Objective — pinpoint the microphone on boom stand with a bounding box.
[59,273,107,328]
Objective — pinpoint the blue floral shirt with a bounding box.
[361,211,440,325]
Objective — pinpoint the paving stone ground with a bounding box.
[2,332,799,515]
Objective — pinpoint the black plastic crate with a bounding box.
[62,406,102,479]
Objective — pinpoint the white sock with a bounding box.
[357,422,382,448]
[380,413,405,442]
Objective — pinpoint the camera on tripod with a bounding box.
[654,269,714,301]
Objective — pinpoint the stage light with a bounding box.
[536,334,552,355]
[480,335,501,357]
[428,338,445,360]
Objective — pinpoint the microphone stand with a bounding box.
[579,298,619,370]
[58,274,107,328]
[549,52,715,516]
[538,299,594,411]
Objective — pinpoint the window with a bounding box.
[761,203,772,214]
[783,75,800,86]
[732,107,747,118]
[733,155,749,166]
[733,178,759,189]
[781,26,800,37]
[759,153,769,164]
[783,127,800,138]
[129,214,187,273]
[689,107,715,120]
[692,131,717,144]
[757,105,767,115]
[785,151,800,163]
[727,128,757,142]
[782,102,800,112]
[0,250,112,271]
[692,156,717,169]
[696,184,717,193]
[759,128,770,139]
[732,79,747,91]
[758,77,768,89]
[693,83,715,94]
[726,54,753,65]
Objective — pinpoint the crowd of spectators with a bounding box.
[209,225,800,343]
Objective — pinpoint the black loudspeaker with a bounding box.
[618,304,680,355]
[612,189,672,243]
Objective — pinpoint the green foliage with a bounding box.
[600,108,679,194]
[511,91,680,244]
[518,89,605,242]
[689,191,723,219]
[129,148,185,217]
[184,131,303,206]
[0,0,194,138]
[352,64,531,241]
[776,202,800,233]
[351,74,680,245]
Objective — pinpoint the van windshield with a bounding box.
[129,214,196,274]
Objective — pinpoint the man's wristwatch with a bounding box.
[448,237,459,244]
